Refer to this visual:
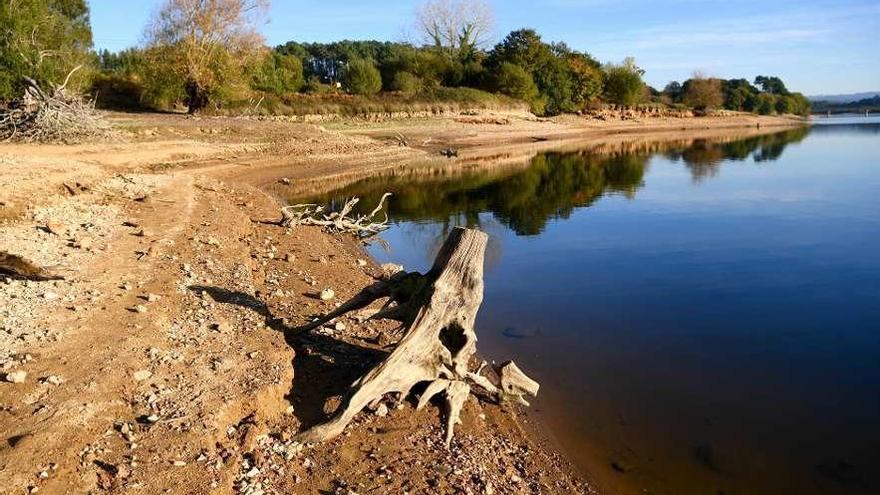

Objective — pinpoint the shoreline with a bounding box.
[0,111,806,493]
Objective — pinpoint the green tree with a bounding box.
[754,75,789,95]
[252,52,304,95]
[494,62,544,113]
[342,58,382,96]
[0,0,93,100]
[390,71,422,94]
[602,57,645,106]
[755,93,777,115]
[144,0,268,113]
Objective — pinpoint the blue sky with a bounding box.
[87,0,879,95]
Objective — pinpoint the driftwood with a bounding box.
[279,194,392,238]
[0,252,64,281]
[295,227,539,447]
[0,71,114,143]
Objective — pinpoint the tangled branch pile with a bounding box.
[280,193,392,238]
[0,74,115,143]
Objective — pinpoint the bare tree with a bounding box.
[144,0,269,113]
[415,0,494,59]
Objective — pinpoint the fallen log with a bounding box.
[295,227,539,447]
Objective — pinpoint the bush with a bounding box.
[755,93,777,115]
[342,58,382,96]
[603,58,645,106]
[252,52,304,95]
[90,73,144,110]
[494,63,544,114]
[390,71,422,94]
[683,76,724,111]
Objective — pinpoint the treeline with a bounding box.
[658,75,812,116]
[811,95,880,114]
[1,0,810,118]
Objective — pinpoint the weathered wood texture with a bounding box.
[296,227,539,446]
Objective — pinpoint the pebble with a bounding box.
[375,403,389,417]
[42,375,63,386]
[133,370,152,382]
[319,289,335,301]
[145,293,161,302]
[173,460,187,467]
[133,305,148,313]
[356,259,367,267]
[5,370,27,383]
[334,322,346,332]
[42,292,59,301]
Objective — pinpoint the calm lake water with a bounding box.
[293,119,880,495]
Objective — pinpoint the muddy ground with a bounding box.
[0,109,804,494]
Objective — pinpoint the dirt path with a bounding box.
[0,111,805,494]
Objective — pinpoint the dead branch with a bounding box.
[279,193,392,238]
[0,76,115,144]
[294,227,539,447]
[0,251,65,281]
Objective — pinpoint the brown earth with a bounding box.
[0,109,805,495]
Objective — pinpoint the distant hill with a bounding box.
[811,94,880,114]
[809,92,880,104]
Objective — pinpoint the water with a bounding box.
[290,120,880,495]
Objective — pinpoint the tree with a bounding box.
[252,51,304,95]
[755,93,777,115]
[342,58,382,96]
[416,0,494,61]
[390,71,422,94]
[494,62,543,113]
[662,81,683,103]
[682,73,724,111]
[0,0,93,101]
[602,57,645,106]
[144,0,269,113]
[754,75,788,95]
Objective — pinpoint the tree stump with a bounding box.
[295,227,539,446]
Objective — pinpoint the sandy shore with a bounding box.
[0,110,805,494]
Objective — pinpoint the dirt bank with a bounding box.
[0,110,805,494]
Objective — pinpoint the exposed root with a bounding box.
[279,193,392,238]
[294,227,539,447]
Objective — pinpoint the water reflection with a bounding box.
[294,127,812,235]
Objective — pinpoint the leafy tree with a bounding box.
[682,74,724,111]
[252,52,304,95]
[602,57,645,106]
[494,63,543,113]
[754,75,789,95]
[662,81,683,103]
[144,0,268,113]
[342,58,382,96]
[390,71,422,94]
[755,93,777,115]
[555,43,603,107]
[0,0,93,100]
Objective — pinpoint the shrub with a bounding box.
[252,52,304,95]
[342,58,382,96]
[494,62,544,114]
[390,71,422,94]
[602,58,645,106]
[683,75,724,111]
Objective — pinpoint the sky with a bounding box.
[86,0,880,95]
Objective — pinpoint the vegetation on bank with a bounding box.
[811,95,880,114]
[1,0,812,118]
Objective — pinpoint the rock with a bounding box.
[133,370,152,382]
[247,351,259,359]
[380,263,404,280]
[144,293,161,302]
[172,460,187,467]
[132,305,148,313]
[41,375,63,386]
[73,238,92,250]
[356,259,368,267]
[319,289,335,301]
[43,221,66,236]
[278,178,291,185]
[375,403,389,417]
[334,322,346,332]
[41,291,58,301]
[5,370,27,383]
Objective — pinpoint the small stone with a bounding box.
[245,467,261,478]
[42,375,63,386]
[145,414,160,423]
[375,403,389,417]
[5,370,27,383]
[42,292,58,301]
[356,259,367,267]
[121,284,133,291]
[133,370,152,382]
[319,289,335,301]
[247,351,259,359]
[132,305,148,313]
[172,460,187,467]
[334,322,346,332]
[145,293,161,302]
